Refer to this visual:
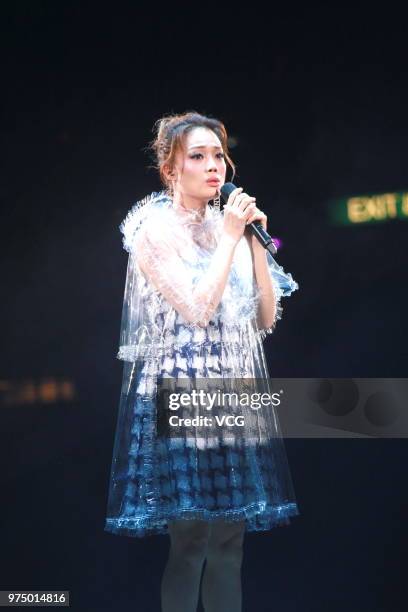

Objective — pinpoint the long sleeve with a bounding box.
[135,219,237,328]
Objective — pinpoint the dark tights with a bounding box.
[161,518,245,612]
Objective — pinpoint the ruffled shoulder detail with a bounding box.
[119,190,171,253]
[256,251,299,340]
[267,252,299,296]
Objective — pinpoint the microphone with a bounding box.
[220,182,277,255]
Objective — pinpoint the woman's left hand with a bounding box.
[244,206,268,250]
[246,206,267,231]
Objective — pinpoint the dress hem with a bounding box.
[104,501,299,538]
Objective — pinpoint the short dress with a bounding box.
[104,191,300,538]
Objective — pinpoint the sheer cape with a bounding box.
[117,190,299,363]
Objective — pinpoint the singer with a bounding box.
[104,111,300,612]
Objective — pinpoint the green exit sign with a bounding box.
[329,191,408,225]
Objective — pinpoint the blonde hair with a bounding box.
[145,110,236,195]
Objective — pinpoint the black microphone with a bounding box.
[220,182,277,255]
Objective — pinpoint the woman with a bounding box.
[105,111,300,612]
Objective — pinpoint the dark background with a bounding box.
[1,2,406,611]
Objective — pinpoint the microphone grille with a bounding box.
[220,182,237,203]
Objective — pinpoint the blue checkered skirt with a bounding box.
[105,339,300,538]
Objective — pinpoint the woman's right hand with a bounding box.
[221,187,257,244]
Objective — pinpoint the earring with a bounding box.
[213,192,221,212]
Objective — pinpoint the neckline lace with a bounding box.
[171,199,211,225]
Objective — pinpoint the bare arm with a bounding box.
[250,243,277,329]
[244,205,279,330]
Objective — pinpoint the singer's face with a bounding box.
[170,127,226,201]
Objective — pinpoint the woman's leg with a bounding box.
[161,519,210,612]
[201,519,245,612]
